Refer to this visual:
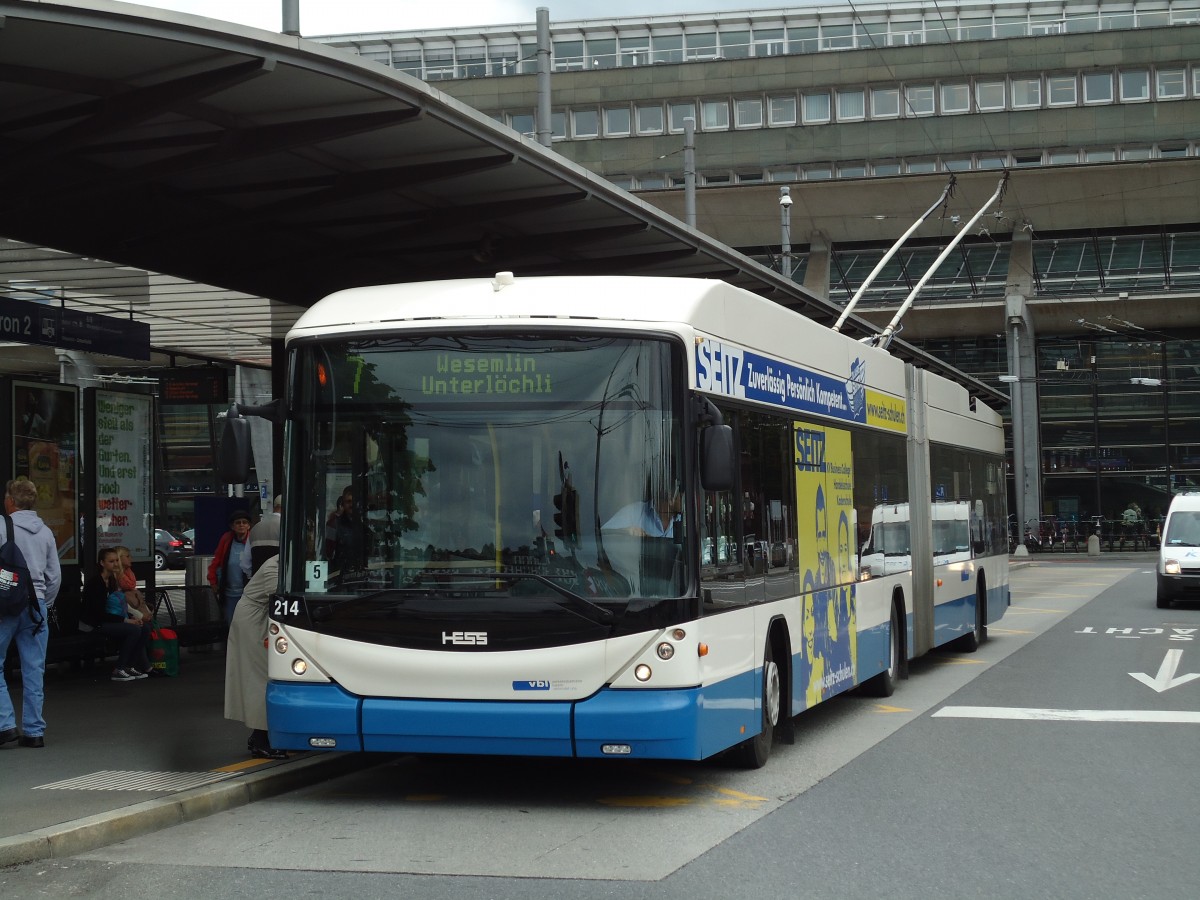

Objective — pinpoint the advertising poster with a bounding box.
[794,418,857,709]
[95,390,153,559]
[11,381,78,561]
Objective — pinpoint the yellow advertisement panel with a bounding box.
[794,420,857,709]
[864,388,907,433]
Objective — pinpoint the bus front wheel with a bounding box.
[732,639,779,769]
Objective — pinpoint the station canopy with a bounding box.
[0,0,1001,403]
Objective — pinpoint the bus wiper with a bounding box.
[404,571,615,624]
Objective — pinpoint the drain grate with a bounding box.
[35,770,238,792]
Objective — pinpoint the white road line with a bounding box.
[933,706,1200,723]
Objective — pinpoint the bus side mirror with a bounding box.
[217,412,252,484]
[700,424,734,492]
[216,400,284,484]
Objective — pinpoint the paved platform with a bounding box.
[0,645,376,868]
[0,551,1160,868]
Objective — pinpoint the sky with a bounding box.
[128,1,743,36]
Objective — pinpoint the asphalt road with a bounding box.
[5,558,1197,899]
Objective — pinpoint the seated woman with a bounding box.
[82,548,154,682]
[115,545,155,626]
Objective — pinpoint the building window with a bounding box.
[906,158,938,174]
[803,165,832,180]
[619,36,650,67]
[551,111,566,140]
[943,157,973,171]
[940,83,971,114]
[686,32,717,60]
[1085,149,1117,162]
[392,51,422,77]
[719,30,751,58]
[553,40,584,71]
[701,99,730,130]
[871,87,900,118]
[976,81,1006,110]
[488,46,518,76]
[1157,144,1189,158]
[668,101,697,132]
[639,174,666,189]
[836,89,865,121]
[904,84,935,116]
[768,168,799,182]
[652,34,683,64]
[702,172,730,185]
[636,104,664,134]
[977,154,1008,169]
[802,92,831,123]
[822,24,855,50]
[1119,70,1150,101]
[509,113,534,136]
[735,98,764,128]
[603,106,631,136]
[768,95,797,126]
[1082,72,1113,104]
[588,38,617,69]
[1157,69,1186,99]
[1011,77,1042,108]
[872,161,902,176]
[571,108,599,138]
[1194,69,1200,97]
[837,162,867,178]
[1121,147,1152,160]
[1047,75,1078,106]
[1012,151,1042,167]
[753,28,784,57]
[1048,150,1080,164]
[736,170,764,184]
[457,46,486,78]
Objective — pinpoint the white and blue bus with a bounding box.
[223,273,1009,767]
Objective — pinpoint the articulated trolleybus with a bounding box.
[225,273,1009,768]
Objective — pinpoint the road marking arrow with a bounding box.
[1129,649,1200,693]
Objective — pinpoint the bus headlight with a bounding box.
[274,636,289,653]
[291,658,308,675]
[656,642,675,660]
[634,664,652,682]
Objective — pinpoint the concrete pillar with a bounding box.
[1005,284,1041,538]
[803,229,831,299]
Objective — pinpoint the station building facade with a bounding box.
[318,0,1200,534]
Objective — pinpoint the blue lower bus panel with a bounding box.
[268,681,363,752]
[267,677,756,760]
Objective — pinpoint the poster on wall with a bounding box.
[94,390,153,559]
[11,381,78,561]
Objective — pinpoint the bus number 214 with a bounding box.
[272,598,301,618]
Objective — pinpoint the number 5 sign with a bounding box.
[306,560,328,593]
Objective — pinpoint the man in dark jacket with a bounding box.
[0,478,62,748]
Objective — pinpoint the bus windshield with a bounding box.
[287,333,686,611]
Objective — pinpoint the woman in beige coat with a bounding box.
[224,554,286,759]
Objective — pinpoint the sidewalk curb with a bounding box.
[0,751,379,868]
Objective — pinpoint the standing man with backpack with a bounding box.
[0,478,62,748]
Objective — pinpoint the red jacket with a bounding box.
[207,531,246,590]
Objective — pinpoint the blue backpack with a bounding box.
[0,514,44,635]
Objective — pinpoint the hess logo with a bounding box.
[442,631,488,646]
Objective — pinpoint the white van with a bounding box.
[1156,492,1200,608]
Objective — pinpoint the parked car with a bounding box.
[154,528,194,570]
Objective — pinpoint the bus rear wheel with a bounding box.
[732,639,780,769]
[862,603,901,697]
[954,577,987,653]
